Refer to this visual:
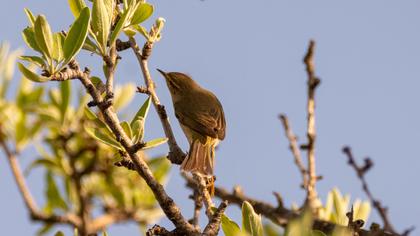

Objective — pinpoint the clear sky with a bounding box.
[1,0,419,235]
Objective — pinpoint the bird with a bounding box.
[157,69,226,192]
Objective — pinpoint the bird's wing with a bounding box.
[175,96,226,140]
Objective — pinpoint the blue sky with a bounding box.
[1,0,420,235]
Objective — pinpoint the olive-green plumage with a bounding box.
[157,69,226,177]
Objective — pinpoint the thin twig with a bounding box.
[104,44,118,101]
[303,40,320,212]
[342,146,399,234]
[129,37,186,165]
[279,114,308,189]
[189,189,203,228]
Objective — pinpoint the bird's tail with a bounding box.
[181,139,215,176]
[181,140,216,195]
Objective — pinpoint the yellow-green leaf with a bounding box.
[109,9,130,46]
[68,0,87,18]
[242,201,263,236]
[84,125,122,150]
[52,33,64,62]
[221,214,242,236]
[130,3,153,25]
[24,8,36,26]
[143,137,167,150]
[22,27,41,52]
[92,0,111,54]
[17,62,49,82]
[63,7,91,64]
[34,15,54,59]
[20,56,45,68]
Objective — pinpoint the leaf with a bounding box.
[242,201,263,236]
[109,9,130,46]
[54,231,65,236]
[148,157,171,182]
[133,24,149,40]
[68,0,87,18]
[24,8,36,26]
[36,223,53,236]
[63,7,90,64]
[113,83,135,111]
[22,27,41,52]
[60,80,71,122]
[130,3,153,25]
[120,121,132,139]
[221,214,242,236]
[25,158,61,176]
[45,171,68,211]
[130,96,151,128]
[52,33,64,62]
[82,36,100,54]
[20,55,45,68]
[131,118,144,143]
[143,137,167,150]
[84,125,122,150]
[34,15,54,60]
[18,62,49,82]
[92,0,111,54]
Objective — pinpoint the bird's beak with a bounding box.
[156,68,167,79]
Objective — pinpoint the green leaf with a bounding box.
[84,125,122,150]
[63,7,91,64]
[130,3,153,25]
[20,55,46,68]
[36,223,53,236]
[113,83,135,111]
[60,80,71,122]
[131,118,144,143]
[148,157,171,182]
[130,96,151,128]
[120,121,132,139]
[109,9,130,46]
[143,137,167,150]
[52,33,64,62]
[242,201,263,236]
[25,158,61,176]
[221,214,242,236]
[34,15,54,60]
[24,8,36,26]
[45,171,68,211]
[133,24,149,40]
[82,36,100,54]
[18,62,49,82]
[68,0,87,18]
[263,223,280,236]
[22,27,41,52]
[92,0,111,54]
[54,231,65,236]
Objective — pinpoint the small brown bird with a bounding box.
[157,69,226,181]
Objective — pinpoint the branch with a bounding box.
[73,66,196,234]
[0,138,81,228]
[202,201,228,236]
[128,37,186,165]
[279,114,308,189]
[303,40,321,211]
[342,146,407,235]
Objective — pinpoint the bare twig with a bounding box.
[303,40,320,212]
[279,114,308,189]
[128,37,186,165]
[342,146,399,234]
[189,189,203,228]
